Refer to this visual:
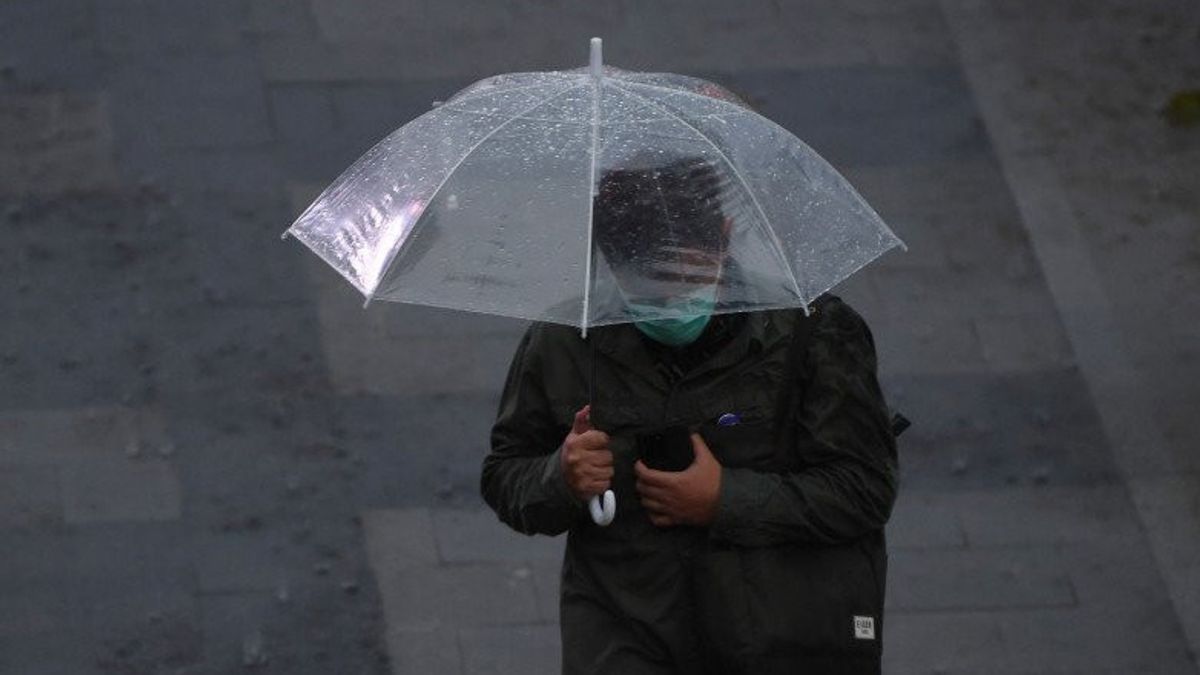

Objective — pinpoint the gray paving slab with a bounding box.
[886,490,968,550]
[944,4,1200,665]
[375,561,542,629]
[333,394,502,507]
[384,623,463,675]
[267,83,337,143]
[0,1,102,90]
[0,628,104,675]
[972,309,1075,373]
[93,0,250,58]
[263,0,953,85]
[952,485,1142,547]
[246,0,318,38]
[198,591,277,672]
[364,508,440,571]
[60,456,182,524]
[0,463,61,529]
[192,531,290,593]
[104,51,273,150]
[529,556,563,625]
[883,371,1120,491]
[717,65,989,169]
[431,508,565,563]
[0,91,119,196]
[888,547,1077,612]
[459,624,559,675]
[882,611,1005,672]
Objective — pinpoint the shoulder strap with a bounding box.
[771,298,828,449]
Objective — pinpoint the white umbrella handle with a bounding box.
[588,490,616,526]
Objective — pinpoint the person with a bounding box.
[480,156,899,675]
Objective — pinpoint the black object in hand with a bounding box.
[636,426,694,472]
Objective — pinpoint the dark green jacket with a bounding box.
[482,296,898,674]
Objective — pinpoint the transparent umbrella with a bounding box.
[283,38,905,525]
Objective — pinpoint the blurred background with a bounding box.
[2,1,1198,673]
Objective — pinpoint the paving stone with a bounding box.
[0,584,82,637]
[887,546,1077,612]
[330,81,460,151]
[886,490,968,550]
[883,369,1119,491]
[364,508,440,572]
[432,508,565,564]
[0,463,61,528]
[459,624,559,675]
[0,628,103,675]
[1129,473,1200,571]
[384,623,462,675]
[953,485,1142,547]
[872,300,990,375]
[268,83,337,142]
[882,611,1005,672]
[0,398,171,461]
[264,0,951,84]
[246,0,318,38]
[193,532,288,593]
[106,52,272,150]
[94,0,250,57]
[998,606,1195,673]
[0,1,102,89]
[0,91,119,196]
[376,562,541,629]
[333,394,500,507]
[717,65,989,169]
[528,556,562,625]
[60,456,182,523]
[973,310,1075,372]
[198,591,277,672]
[313,309,524,395]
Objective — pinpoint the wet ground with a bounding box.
[1,1,1198,673]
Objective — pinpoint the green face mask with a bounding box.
[623,284,719,347]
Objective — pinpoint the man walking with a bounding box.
[481,157,898,674]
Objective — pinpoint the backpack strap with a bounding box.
[771,295,909,455]
[771,296,831,450]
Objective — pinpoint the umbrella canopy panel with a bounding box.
[286,67,904,330]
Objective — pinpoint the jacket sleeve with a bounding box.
[708,300,899,547]
[481,325,588,536]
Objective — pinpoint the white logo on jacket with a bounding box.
[853,616,876,640]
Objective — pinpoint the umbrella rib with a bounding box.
[581,79,602,337]
[366,82,584,300]
[609,81,807,308]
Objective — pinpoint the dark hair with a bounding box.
[592,156,728,269]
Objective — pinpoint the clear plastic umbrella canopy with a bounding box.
[284,39,905,334]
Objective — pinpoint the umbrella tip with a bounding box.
[590,37,602,78]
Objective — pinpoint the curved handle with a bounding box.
[588,490,616,526]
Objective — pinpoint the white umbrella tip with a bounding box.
[589,38,602,77]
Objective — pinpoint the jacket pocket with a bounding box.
[697,534,886,661]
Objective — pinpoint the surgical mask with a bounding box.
[622,284,719,347]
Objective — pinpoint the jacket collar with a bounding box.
[590,309,788,383]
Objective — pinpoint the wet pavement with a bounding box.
[1,1,1198,674]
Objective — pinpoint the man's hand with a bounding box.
[634,432,722,527]
[560,405,614,502]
